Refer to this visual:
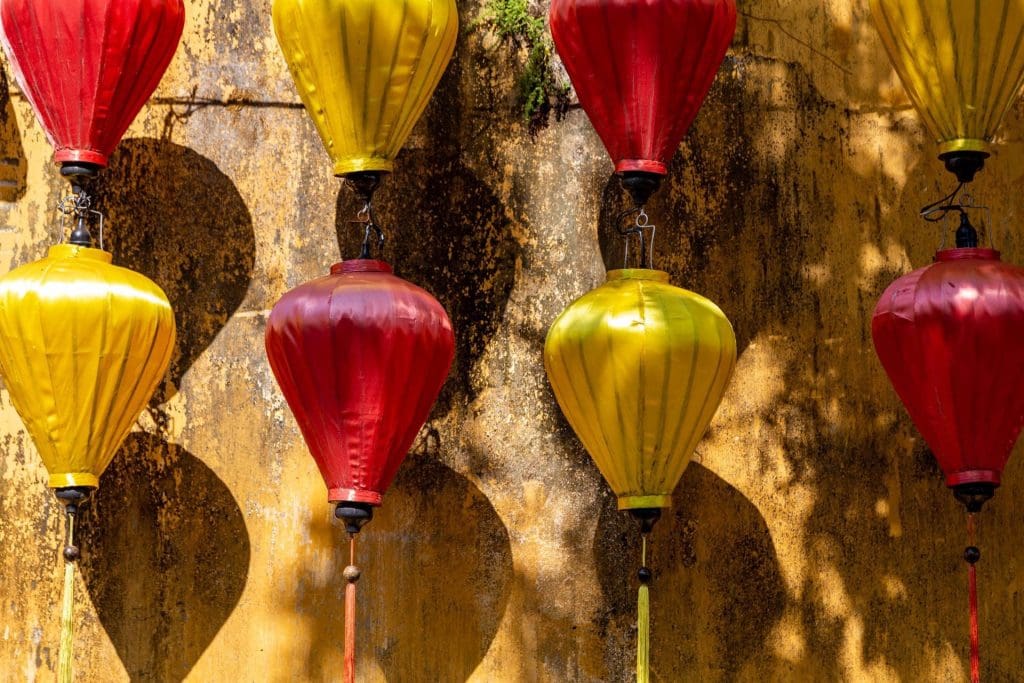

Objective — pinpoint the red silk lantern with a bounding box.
[872,237,1024,682]
[872,247,1024,506]
[0,0,185,170]
[549,0,735,194]
[265,259,454,510]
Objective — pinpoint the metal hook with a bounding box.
[349,199,385,259]
[616,206,656,269]
[344,173,386,259]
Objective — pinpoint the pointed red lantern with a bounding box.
[873,245,1024,509]
[0,0,185,173]
[265,258,453,681]
[265,260,454,511]
[873,218,1024,682]
[549,0,735,205]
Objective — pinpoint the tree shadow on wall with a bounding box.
[593,50,1024,678]
[593,462,785,682]
[294,453,513,682]
[94,138,256,413]
[79,433,250,682]
[0,65,27,202]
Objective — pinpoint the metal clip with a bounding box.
[617,206,657,269]
[57,189,104,249]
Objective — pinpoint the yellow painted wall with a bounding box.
[2,0,1024,681]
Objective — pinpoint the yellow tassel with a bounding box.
[637,583,650,683]
[58,516,75,683]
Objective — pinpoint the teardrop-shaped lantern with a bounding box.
[872,242,1024,682]
[265,259,454,682]
[870,0,1024,182]
[873,247,1024,508]
[549,0,735,203]
[545,268,735,682]
[0,243,175,683]
[0,0,185,172]
[272,0,458,178]
[545,269,736,510]
[266,259,454,509]
[0,245,176,489]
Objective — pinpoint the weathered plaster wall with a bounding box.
[2,1,1024,681]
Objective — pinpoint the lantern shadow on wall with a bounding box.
[334,58,519,417]
[594,462,785,681]
[79,432,250,682]
[94,138,256,414]
[293,451,513,682]
[0,65,26,203]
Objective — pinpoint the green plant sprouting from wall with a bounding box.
[478,0,570,129]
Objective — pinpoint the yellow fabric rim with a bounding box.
[48,473,100,489]
[937,138,989,155]
[48,244,112,263]
[618,495,671,510]
[333,158,395,177]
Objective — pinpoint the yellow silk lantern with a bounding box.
[272,0,458,177]
[545,268,735,683]
[0,244,175,488]
[0,243,174,683]
[544,269,736,510]
[870,0,1024,180]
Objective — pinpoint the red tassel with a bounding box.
[344,536,360,683]
[966,514,980,683]
[969,561,979,683]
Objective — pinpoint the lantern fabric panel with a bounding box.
[544,269,736,509]
[549,0,736,175]
[0,0,186,167]
[265,260,455,505]
[870,0,1024,155]
[872,248,1024,488]
[0,245,176,488]
[272,0,458,176]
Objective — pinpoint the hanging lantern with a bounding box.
[873,215,1024,682]
[0,0,185,175]
[273,0,458,178]
[270,3,459,678]
[549,0,736,206]
[545,268,736,682]
[0,4,182,678]
[870,0,1024,182]
[265,260,454,509]
[0,243,175,682]
[265,260,453,682]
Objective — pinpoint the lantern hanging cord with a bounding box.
[965,513,981,683]
[58,506,81,683]
[345,175,385,260]
[343,533,361,683]
[57,188,105,250]
[617,207,656,270]
[920,182,966,223]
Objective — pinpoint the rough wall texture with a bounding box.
[1,1,1024,681]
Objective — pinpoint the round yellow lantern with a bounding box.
[545,268,736,511]
[544,267,736,682]
[0,243,175,682]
